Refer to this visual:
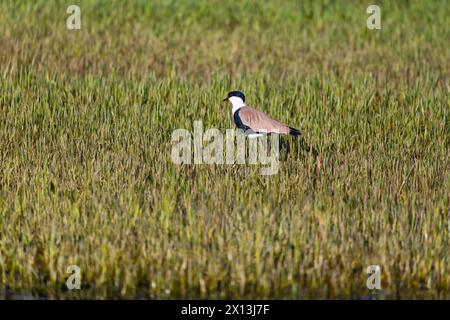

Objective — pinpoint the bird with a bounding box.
[223,90,301,138]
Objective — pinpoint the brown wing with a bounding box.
[238,106,290,134]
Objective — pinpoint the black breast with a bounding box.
[233,109,252,131]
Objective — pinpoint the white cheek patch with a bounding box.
[229,96,246,114]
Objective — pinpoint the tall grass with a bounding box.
[0,0,449,298]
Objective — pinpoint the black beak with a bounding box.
[222,98,228,102]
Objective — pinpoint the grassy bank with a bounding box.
[0,0,449,299]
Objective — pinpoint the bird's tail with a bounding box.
[289,127,301,136]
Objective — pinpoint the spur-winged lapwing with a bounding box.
[223,91,301,138]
